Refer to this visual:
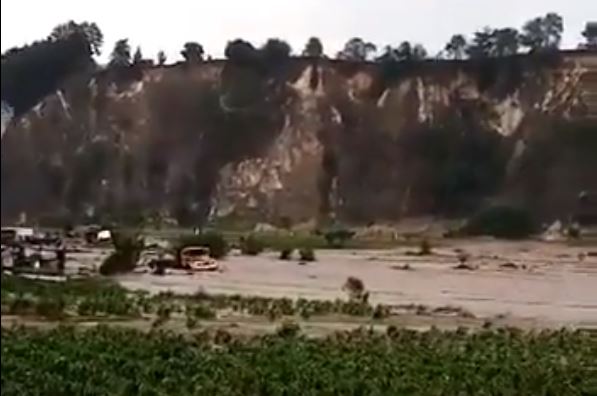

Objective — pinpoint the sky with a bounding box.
[1,0,596,63]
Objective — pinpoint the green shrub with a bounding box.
[276,321,300,338]
[279,247,293,260]
[3,326,595,395]
[298,247,316,262]
[461,206,536,239]
[176,232,229,259]
[239,234,265,256]
[35,297,66,320]
[372,304,389,320]
[8,294,35,315]
[189,304,216,320]
[323,229,355,248]
[186,315,198,329]
[343,277,365,302]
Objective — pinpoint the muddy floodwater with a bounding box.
[96,240,596,329]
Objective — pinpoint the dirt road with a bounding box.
[111,240,597,328]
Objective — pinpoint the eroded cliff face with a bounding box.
[2,52,597,226]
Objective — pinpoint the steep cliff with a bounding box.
[2,51,596,226]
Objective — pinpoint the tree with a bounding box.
[181,42,204,63]
[133,46,143,64]
[49,20,103,56]
[466,27,496,58]
[224,39,259,64]
[303,37,324,57]
[581,22,597,49]
[157,50,167,65]
[109,39,131,67]
[376,41,427,62]
[466,27,520,58]
[492,28,520,57]
[411,43,428,60]
[337,38,377,61]
[261,38,292,63]
[520,13,563,52]
[445,34,468,60]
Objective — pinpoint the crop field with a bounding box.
[2,274,597,395]
[2,325,596,396]
[0,274,479,332]
[2,236,597,395]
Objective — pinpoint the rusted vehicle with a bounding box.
[179,246,218,272]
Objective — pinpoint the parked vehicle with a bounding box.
[179,246,218,271]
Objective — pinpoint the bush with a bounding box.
[186,316,198,330]
[99,231,144,275]
[279,248,293,260]
[189,304,216,320]
[239,234,265,256]
[323,229,355,248]
[460,206,536,239]
[418,239,432,255]
[343,277,368,303]
[372,304,389,320]
[176,231,229,259]
[298,247,316,262]
[8,294,35,315]
[35,297,66,319]
[276,321,300,338]
[153,304,172,328]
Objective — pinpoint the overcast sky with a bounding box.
[2,0,595,62]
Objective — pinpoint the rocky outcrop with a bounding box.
[2,51,597,226]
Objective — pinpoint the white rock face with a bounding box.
[1,100,14,139]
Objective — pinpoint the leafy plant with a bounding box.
[461,205,536,239]
[34,297,65,320]
[343,276,367,302]
[5,326,592,396]
[298,247,316,262]
[418,238,432,255]
[278,247,293,260]
[188,304,216,320]
[276,321,300,338]
[239,234,265,256]
[323,229,355,248]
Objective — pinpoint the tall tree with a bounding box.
[520,13,563,52]
[466,27,495,58]
[49,20,103,56]
[109,39,131,67]
[133,46,143,64]
[581,22,597,49]
[303,37,324,57]
[411,44,428,60]
[261,38,292,63]
[157,50,167,65]
[445,34,468,59]
[181,42,204,63]
[225,39,258,64]
[376,42,427,63]
[337,38,377,61]
[492,28,520,57]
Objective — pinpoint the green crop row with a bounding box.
[0,275,427,321]
[2,325,596,396]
